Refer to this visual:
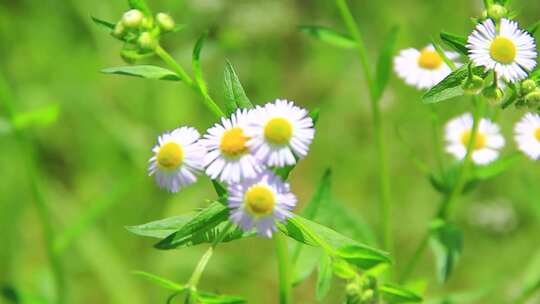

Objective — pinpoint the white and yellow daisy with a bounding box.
[445,113,505,165]
[227,170,296,238]
[201,109,261,184]
[394,45,459,89]
[467,18,537,83]
[514,113,540,160]
[148,127,206,192]
[246,99,315,167]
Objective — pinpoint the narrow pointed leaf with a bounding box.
[224,61,253,115]
[379,284,423,303]
[193,32,210,99]
[375,26,399,101]
[197,291,246,304]
[429,219,463,283]
[440,32,468,55]
[299,25,357,49]
[132,271,186,291]
[316,254,333,300]
[101,65,180,81]
[422,65,485,104]
[13,103,60,129]
[91,16,115,31]
[302,169,332,219]
[126,213,198,238]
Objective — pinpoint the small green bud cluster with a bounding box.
[516,79,540,109]
[462,64,485,96]
[345,276,379,304]
[487,4,508,21]
[110,9,176,62]
[482,85,504,106]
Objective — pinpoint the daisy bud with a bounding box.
[345,283,361,304]
[360,289,375,302]
[137,32,157,51]
[522,79,537,95]
[487,4,507,21]
[156,13,175,32]
[525,90,540,106]
[112,22,125,39]
[462,75,485,95]
[482,85,504,105]
[141,17,154,30]
[122,9,144,29]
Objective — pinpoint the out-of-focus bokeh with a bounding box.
[1,0,540,303]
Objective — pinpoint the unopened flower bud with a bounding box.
[462,75,485,95]
[522,79,537,95]
[525,89,540,106]
[137,32,157,51]
[483,86,504,105]
[360,289,375,303]
[112,22,125,39]
[120,49,138,64]
[122,9,144,29]
[487,4,507,21]
[156,13,175,32]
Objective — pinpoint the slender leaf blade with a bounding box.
[316,254,333,300]
[101,65,181,81]
[223,60,253,115]
[440,32,468,55]
[132,271,185,291]
[299,25,357,49]
[379,284,423,303]
[193,32,210,99]
[91,16,115,31]
[375,26,399,101]
[422,65,484,104]
[429,219,464,283]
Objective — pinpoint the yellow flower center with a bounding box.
[461,130,487,150]
[157,142,184,170]
[244,185,276,217]
[490,36,516,64]
[220,127,249,158]
[264,118,293,145]
[535,128,540,141]
[417,49,443,70]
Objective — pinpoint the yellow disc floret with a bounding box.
[418,49,443,70]
[220,127,249,157]
[244,185,276,217]
[535,128,540,142]
[157,142,184,170]
[461,130,487,150]
[490,36,517,64]
[264,118,293,145]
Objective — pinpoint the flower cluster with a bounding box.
[148,99,315,237]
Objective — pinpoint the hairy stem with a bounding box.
[154,45,225,118]
[274,232,292,304]
[0,74,66,304]
[335,0,393,252]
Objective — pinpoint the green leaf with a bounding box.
[126,213,197,239]
[101,65,180,81]
[309,108,320,125]
[223,60,253,115]
[299,25,357,49]
[193,32,210,100]
[374,26,399,101]
[292,245,321,286]
[196,291,246,304]
[280,216,391,269]
[515,248,540,303]
[429,219,463,283]
[154,202,230,249]
[91,16,115,31]
[316,254,333,301]
[422,65,485,104]
[12,103,60,129]
[379,284,423,303]
[132,271,185,291]
[164,221,255,249]
[302,169,332,219]
[440,32,468,56]
[472,153,521,180]
[527,21,540,36]
[127,0,151,16]
[331,258,357,279]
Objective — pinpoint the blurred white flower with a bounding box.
[394,45,459,89]
[246,99,315,167]
[148,127,206,192]
[445,113,505,165]
[467,18,537,83]
[514,112,540,160]
[227,170,296,238]
[467,200,518,234]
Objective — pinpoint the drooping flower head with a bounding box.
[201,109,261,184]
[246,99,315,167]
[394,45,459,89]
[445,113,505,165]
[227,171,297,238]
[514,113,540,160]
[148,127,206,192]
[467,18,537,83]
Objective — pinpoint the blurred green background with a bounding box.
[1,0,540,303]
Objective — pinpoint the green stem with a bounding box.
[335,0,393,252]
[398,233,429,283]
[154,45,225,119]
[274,232,292,304]
[0,74,66,304]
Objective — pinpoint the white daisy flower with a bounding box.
[394,45,459,89]
[201,109,261,184]
[514,113,540,160]
[467,18,537,83]
[445,113,505,165]
[227,170,296,238]
[246,99,315,167]
[148,127,206,192]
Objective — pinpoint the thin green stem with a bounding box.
[0,74,66,304]
[154,45,225,118]
[274,232,292,304]
[429,106,445,175]
[187,246,214,289]
[335,0,393,253]
[398,233,429,283]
